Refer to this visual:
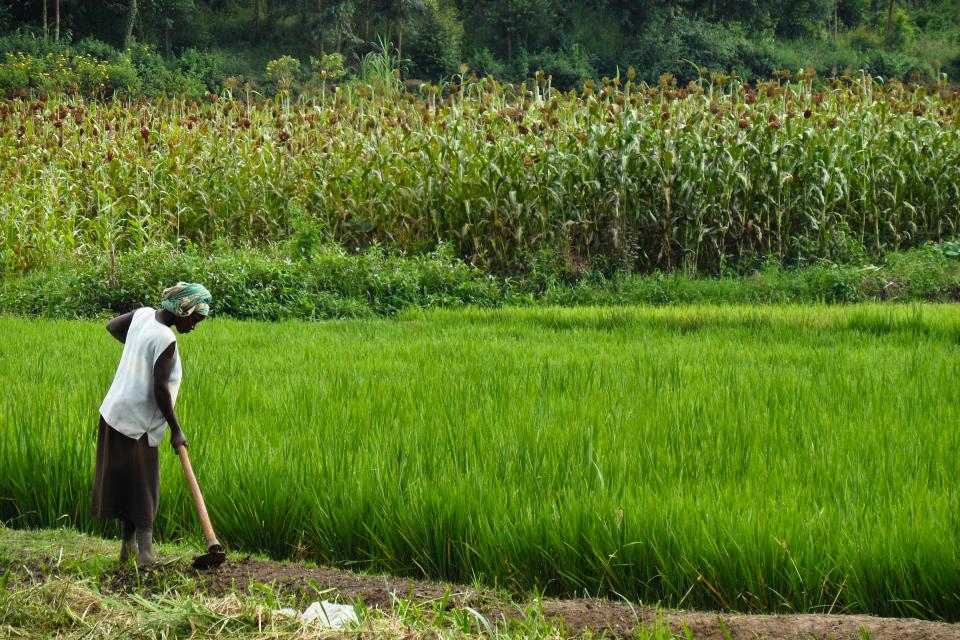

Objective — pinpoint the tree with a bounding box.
[772,0,831,37]
[305,0,358,55]
[407,1,462,78]
[836,0,869,29]
[456,0,554,61]
[140,0,196,58]
[395,0,429,61]
[687,0,771,26]
[124,0,138,48]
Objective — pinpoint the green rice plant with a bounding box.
[2,305,960,620]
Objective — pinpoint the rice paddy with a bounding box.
[1,305,959,620]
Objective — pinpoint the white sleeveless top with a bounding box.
[99,307,182,447]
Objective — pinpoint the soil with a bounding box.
[86,555,960,640]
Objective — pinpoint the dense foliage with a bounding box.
[1,0,958,93]
[2,74,958,278]
[3,243,960,320]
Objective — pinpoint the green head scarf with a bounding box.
[162,282,212,317]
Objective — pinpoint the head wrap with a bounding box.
[162,282,212,317]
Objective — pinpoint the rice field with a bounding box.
[1,305,959,619]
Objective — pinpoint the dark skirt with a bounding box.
[90,416,160,529]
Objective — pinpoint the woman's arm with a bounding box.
[154,342,187,451]
[106,311,135,344]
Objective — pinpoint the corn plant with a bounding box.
[0,72,957,276]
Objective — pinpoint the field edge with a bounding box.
[1,526,959,640]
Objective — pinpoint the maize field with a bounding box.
[1,72,959,276]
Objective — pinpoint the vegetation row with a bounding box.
[3,0,959,93]
[4,243,960,320]
[2,73,958,279]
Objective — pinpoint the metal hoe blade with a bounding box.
[192,544,226,570]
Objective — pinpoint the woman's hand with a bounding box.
[170,429,188,452]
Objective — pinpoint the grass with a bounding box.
[1,526,653,640]
[1,305,960,620]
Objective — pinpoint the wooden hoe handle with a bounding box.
[177,446,220,549]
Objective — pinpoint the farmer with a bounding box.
[90,282,212,567]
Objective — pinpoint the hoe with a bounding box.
[176,445,227,570]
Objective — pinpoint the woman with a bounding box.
[91,282,212,567]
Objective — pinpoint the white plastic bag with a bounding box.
[273,601,358,629]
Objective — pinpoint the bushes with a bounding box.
[0,50,143,97]
[522,45,596,90]
[0,245,502,320]
[469,46,595,86]
[604,11,950,86]
[885,7,916,48]
[0,26,950,101]
[0,38,224,99]
[947,48,960,79]
[176,48,227,93]
[407,5,463,80]
[628,15,750,84]
[3,244,960,320]
[0,32,68,56]
[465,47,507,78]
[847,26,883,52]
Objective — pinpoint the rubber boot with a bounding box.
[119,520,138,564]
[136,527,157,568]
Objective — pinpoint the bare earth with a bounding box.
[97,555,960,640]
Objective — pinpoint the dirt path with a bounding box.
[95,555,960,640]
